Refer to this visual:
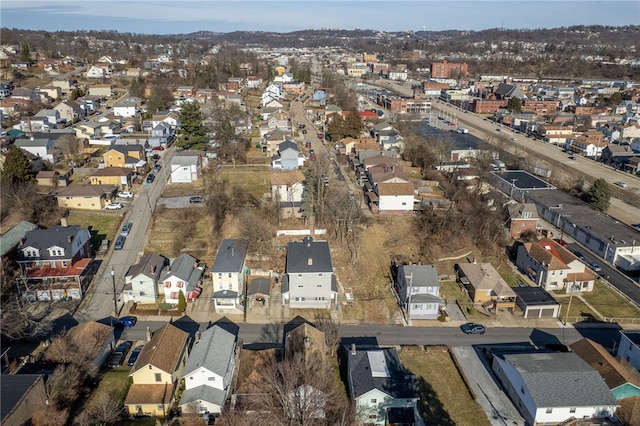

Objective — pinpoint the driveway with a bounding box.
[450,346,525,426]
[156,196,205,209]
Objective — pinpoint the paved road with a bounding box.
[77,148,175,321]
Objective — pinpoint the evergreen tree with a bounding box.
[177,290,187,312]
[587,178,611,212]
[176,102,207,150]
[507,97,522,113]
[20,43,30,62]
[1,146,35,183]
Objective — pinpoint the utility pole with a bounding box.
[111,266,118,319]
[563,279,576,326]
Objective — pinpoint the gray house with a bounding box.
[272,140,301,171]
[211,239,249,312]
[396,264,443,320]
[282,236,337,309]
[123,253,170,303]
[179,324,238,416]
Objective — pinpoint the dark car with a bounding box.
[114,235,126,250]
[146,174,155,183]
[127,345,144,367]
[120,222,132,236]
[107,341,132,368]
[573,250,585,260]
[460,322,486,335]
[189,196,203,204]
[588,261,602,272]
[115,316,137,328]
[152,164,161,173]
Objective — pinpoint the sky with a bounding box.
[1,1,639,35]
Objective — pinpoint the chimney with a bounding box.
[195,331,201,344]
[307,258,313,266]
[351,343,356,355]
[146,326,151,342]
[67,235,73,244]
[60,217,68,227]
[151,265,156,273]
[303,336,310,347]
[231,247,235,257]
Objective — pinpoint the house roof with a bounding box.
[248,277,271,296]
[457,262,516,298]
[67,321,114,360]
[0,221,37,257]
[499,352,618,408]
[398,264,439,288]
[124,383,174,405]
[179,384,227,409]
[211,239,248,273]
[286,237,333,274]
[126,254,169,281]
[570,338,640,391]
[92,167,133,177]
[279,140,298,153]
[1,374,45,422]
[164,254,203,292]
[513,286,559,306]
[183,324,237,378]
[270,170,305,185]
[54,184,116,197]
[15,138,51,148]
[285,322,326,366]
[131,324,189,375]
[377,182,415,196]
[507,202,539,220]
[18,225,82,256]
[523,239,576,271]
[345,345,418,400]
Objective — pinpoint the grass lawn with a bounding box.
[557,296,598,322]
[92,368,131,402]
[439,281,487,320]
[220,165,271,200]
[581,280,640,319]
[66,210,124,247]
[399,346,491,426]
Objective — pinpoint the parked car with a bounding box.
[573,250,585,260]
[189,196,203,204]
[107,341,132,368]
[614,181,628,188]
[302,129,307,134]
[588,261,602,272]
[152,146,165,151]
[152,164,161,173]
[115,316,137,328]
[117,191,134,199]
[127,345,144,366]
[568,155,576,160]
[461,322,486,335]
[146,174,155,183]
[114,235,126,250]
[105,202,123,210]
[120,222,132,236]
[553,238,568,247]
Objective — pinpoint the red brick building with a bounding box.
[430,60,468,79]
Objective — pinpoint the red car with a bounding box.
[152,146,165,151]
[554,238,568,247]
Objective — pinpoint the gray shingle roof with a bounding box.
[125,254,169,281]
[179,385,227,409]
[248,277,270,296]
[164,254,203,292]
[211,239,248,273]
[183,324,237,378]
[345,345,418,400]
[0,221,37,257]
[18,225,83,260]
[279,140,298,153]
[1,374,44,421]
[501,352,619,408]
[286,237,333,274]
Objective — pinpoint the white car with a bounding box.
[614,181,628,188]
[105,202,123,210]
[117,191,134,198]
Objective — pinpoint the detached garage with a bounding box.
[514,286,560,319]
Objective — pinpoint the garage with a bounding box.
[514,286,561,319]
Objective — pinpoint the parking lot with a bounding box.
[156,196,205,209]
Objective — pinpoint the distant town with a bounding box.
[1,25,640,426]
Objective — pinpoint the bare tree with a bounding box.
[0,293,55,341]
[238,210,274,261]
[179,402,207,426]
[312,312,340,357]
[83,390,124,425]
[52,134,82,167]
[46,364,83,408]
[31,406,70,426]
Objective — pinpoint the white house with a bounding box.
[179,324,238,416]
[124,254,169,303]
[19,116,50,133]
[86,65,110,79]
[161,253,205,304]
[395,264,443,320]
[113,99,139,118]
[516,239,596,293]
[14,137,55,162]
[492,352,618,426]
[345,344,420,426]
[375,182,415,214]
[211,239,249,312]
[271,170,305,218]
[170,150,207,183]
[617,331,640,371]
[282,237,337,309]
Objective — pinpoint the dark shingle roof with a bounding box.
[248,277,271,295]
[1,374,45,422]
[183,324,237,378]
[286,237,333,274]
[18,225,83,260]
[125,254,169,281]
[211,239,248,273]
[279,140,298,153]
[164,253,203,292]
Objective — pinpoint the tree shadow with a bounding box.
[241,323,284,351]
[415,375,456,426]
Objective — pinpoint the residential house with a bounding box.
[54,184,117,210]
[516,239,596,293]
[86,65,109,79]
[35,108,60,127]
[513,286,561,319]
[1,375,47,426]
[161,254,205,305]
[170,150,207,183]
[617,331,640,372]
[263,128,290,153]
[211,239,249,312]
[246,76,262,89]
[65,321,116,368]
[35,170,59,187]
[395,264,443,320]
[149,122,172,148]
[75,121,104,140]
[0,221,37,280]
[14,137,55,162]
[10,88,37,102]
[89,167,133,190]
[88,84,113,97]
[16,224,94,301]
[454,262,517,311]
[570,338,640,400]
[19,115,50,133]
[344,343,420,426]
[282,236,337,309]
[266,109,291,131]
[51,79,76,95]
[272,140,303,170]
[372,182,415,214]
[152,111,180,130]
[492,352,618,426]
[271,170,305,219]
[179,324,238,416]
[113,98,140,118]
[125,324,190,418]
[506,202,539,238]
[54,100,85,123]
[103,145,145,169]
[623,156,640,175]
[124,254,170,303]
[601,144,637,169]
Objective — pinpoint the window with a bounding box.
[177,281,184,288]
[164,282,171,288]
[189,376,193,380]
[413,304,421,309]
[569,407,576,413]
[298,274,302,277]
[208,377,215,381]
[155,373,162,383]
[61,261,67,267]
[298,285,303,288]
[546,408,552,414]
[218,273,223,279]
[140,291,146,296]
[318,273,323,276]
[520,386,525,394]
[218,283,223,290]
[523,212,531,219]
[317,284,322,287]
[371,398,377,403]
[228,273,232,278]
[228,283,232,289]
[157,404,164,411]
